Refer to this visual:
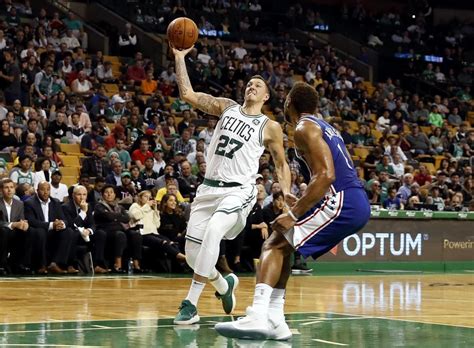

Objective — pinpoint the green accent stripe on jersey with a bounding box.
[215,188,257,214]
[259,118,269,146]
[220,102,238,116]
[239,106,265,118]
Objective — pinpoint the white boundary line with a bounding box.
[312,338,348,346]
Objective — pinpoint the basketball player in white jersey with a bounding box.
[170,45,290,325]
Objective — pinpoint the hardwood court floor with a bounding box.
[0,273,473,347]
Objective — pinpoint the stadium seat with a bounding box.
[60,143,81,155]
[61,156,81,167]
[62,176,78,186]
[353,147,370,159]
[346,121,359,133]
[371,129,383,141]
[59,167,80,177]
[424,162,436,175]
[420,126,431,135]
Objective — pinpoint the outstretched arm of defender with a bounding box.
[264,120,291,196]
[171,46,236,117]
[271,120,335,234]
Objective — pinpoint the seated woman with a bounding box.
[94,185,141,273]
[158,193,187,251]
[33,157,52,189]
[129,191,186,267]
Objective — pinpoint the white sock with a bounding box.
[269,288,286,323]
[185,280,206,306]
[210,273,229,295]
[251,283,273,317]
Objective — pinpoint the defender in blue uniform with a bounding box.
[215,82,370,340]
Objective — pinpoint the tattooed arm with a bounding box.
[171,46,236,117]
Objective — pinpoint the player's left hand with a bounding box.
[271,213,296,234]
[284,193,298,208]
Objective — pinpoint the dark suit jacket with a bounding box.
[105,173,121,186]
[93,201,129,231]
[0,198,25,228]
[24,196,67,230]
[80,156,110,178]
[62,201,95,231]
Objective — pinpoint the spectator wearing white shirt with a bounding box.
[0,30,7,50]
[197,47,211,66]
[305,63,317,83]
[118,23,137,57]
[49,170,69,202]
[160,65,177,84]
[198,117,217,145]
[60,29,81,50]
[390,153,405,178]
[96,61,116,83]
[232,40,248,60]
[376,110,391,132]
[249,0,262,11]
[335,74,353,90]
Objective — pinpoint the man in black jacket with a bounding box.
[24,181,78,274]
[81,145,110,178]
[0,179,33,275]
[62,185,108,273]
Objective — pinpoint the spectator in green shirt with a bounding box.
[376,155,395,175]
[421,63,435,82]
[428,105,444,127]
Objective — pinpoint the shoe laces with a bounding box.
[236,307,262,322]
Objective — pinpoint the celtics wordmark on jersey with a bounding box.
[205,105,269,184]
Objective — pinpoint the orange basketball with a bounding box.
[167,17,198,50]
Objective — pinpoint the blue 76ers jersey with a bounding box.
[296,115,363,193]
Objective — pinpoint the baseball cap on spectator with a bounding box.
[175,151,186,156]
[154,144,163,152]
[151,97,160,103]
[256,174,263,180]
[436,170,447,176]
[145,128,155,136]
[52,169,62,176]
[112,95,125,104]
[121,171,131,178]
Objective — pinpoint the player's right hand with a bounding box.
[169,44,194,58]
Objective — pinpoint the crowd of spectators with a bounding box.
[0,1,472,276]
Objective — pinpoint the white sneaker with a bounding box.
[268,319,292,341]
[214,307,270,340]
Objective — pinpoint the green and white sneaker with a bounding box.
[215,273,239,314]
[174,300,200,325]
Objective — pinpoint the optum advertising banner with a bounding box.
[318,219,474,262]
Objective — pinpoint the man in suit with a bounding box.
[80,145,110,178]
[0,179,32,275]
[105,160,123,186]
[63,185,109,273]
[24,181,78,274]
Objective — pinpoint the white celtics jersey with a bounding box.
[205,104,269,184]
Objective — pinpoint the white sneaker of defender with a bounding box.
[267,318,292,341]
[214,307,271,340]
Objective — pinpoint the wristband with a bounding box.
[287,210,298,222]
